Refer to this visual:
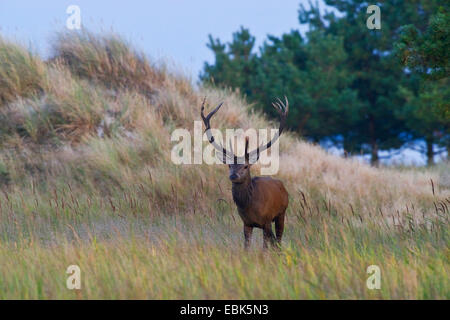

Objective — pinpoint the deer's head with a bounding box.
[227,137,252,183]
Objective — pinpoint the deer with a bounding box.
[200,97,289,249]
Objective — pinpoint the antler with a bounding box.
[201,97,237,164]
[201,96,288,164]
[246,96,289,163]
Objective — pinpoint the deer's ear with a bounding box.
[244,136,250,163]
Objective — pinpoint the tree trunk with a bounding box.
[369,115,379,166]
[426,137,434,166]
[447,144,450,162]
[370,142,379,166]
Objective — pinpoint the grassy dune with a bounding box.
[0,31,448,299]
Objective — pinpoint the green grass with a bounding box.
[0,183,448,299]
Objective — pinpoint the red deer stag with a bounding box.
[201,97,289,249]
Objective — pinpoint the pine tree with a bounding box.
[202,1,446,165]
[201,27,361,149]
[395,6,450,161]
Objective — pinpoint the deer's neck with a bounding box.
[231,175,253,210]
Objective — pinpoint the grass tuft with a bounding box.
[0,36,46,105]
[51,31,166,97]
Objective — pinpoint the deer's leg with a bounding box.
[275,211,285,245]
[263,223,276,249]
[244,225,253,250]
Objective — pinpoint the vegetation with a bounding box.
[51,31,167,97]
[396,6,449,81]
[0,37,46,105]
[202,1,449,165]
[395,6,450,157]
[0,31,448,299]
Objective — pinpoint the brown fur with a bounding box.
[229,164,288,249]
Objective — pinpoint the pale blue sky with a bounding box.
[0,0,315,79]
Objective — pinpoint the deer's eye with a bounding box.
[244,165,248,169]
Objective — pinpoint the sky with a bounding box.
[0,0,311,80]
